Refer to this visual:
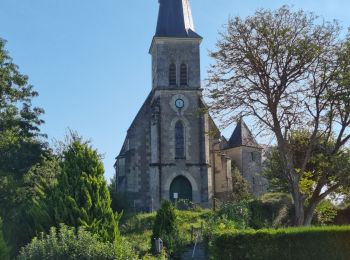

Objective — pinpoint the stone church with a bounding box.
[115,0,266,211]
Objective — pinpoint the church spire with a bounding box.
[155,0,202,38]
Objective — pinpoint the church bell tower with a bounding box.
[150,0,202,90]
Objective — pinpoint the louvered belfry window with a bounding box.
[169,63,176,86]
[175,121,185,158]
[180,63,188,86]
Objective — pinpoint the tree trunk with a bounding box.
[291,185,305,226]
[304,203,317,226]
[275,131,306,226]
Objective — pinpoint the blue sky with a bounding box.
[1,0,349,181]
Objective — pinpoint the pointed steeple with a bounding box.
[155,0,202,38]
[228,119,260,148]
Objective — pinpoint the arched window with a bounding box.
[169,63,176,86]
[180,63,188,86]
[175,121,185,158]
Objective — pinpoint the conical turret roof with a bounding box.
[228,119,261,148]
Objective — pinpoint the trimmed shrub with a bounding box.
[18,224,136,260]
[209,226,350,260]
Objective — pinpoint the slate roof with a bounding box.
[228,119,261,149]
[155,0,202,38]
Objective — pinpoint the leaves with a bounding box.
[17,224,136,260]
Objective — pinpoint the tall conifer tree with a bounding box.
[52,137,119,242]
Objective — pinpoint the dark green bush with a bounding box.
[216,193,293,230]
[18,224,136,260]
[249,193,293,228]
[313,200,338,225]
[151,201,179,255]
[217,201,251,229]
[175,199,202,211]
[121,213,156,234]
[0,218,9,260]
[209,226,350,260]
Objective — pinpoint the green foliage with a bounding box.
[0,218,9,260]
[175,199,202,211]
[216,201,251,229]
[230,163,252,201]
[0,38,50,257]
[209,226,350,260]
[251,193,294,229]
[121,209,211,258]
[151,201,179,255]
[262,148,290,193]
[313,200,338,225]
[0,38,44,138]
[122,213,156,235]
[0,155,58,257]
[263,131,350,225]
[120,213,156,257]
[108,175,127,213]
[18,224,136,260]
[51,137,119,242]
[214,193,294,230]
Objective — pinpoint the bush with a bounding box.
[120,213,156,256]
[215,193,293,230]
[151,201,179,255]
[175,199,202,211]
[216,201,251,229]
[209,226,350,260]
[121,213,156,234]
[18,224,136,260]
[249,193,293,228]
[313,200,338,225]
[0,218,9,260]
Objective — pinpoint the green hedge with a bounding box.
[209,226,350,260]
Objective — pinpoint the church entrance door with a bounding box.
[169,176,192,202]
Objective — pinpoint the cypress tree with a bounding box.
[52,137,119,242]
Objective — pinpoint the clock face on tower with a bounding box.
[175,99,185,108]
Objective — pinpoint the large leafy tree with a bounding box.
[0,38,49,255]
[207,6,350,225]
[51,136,119,242]
[0,38,45,177]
